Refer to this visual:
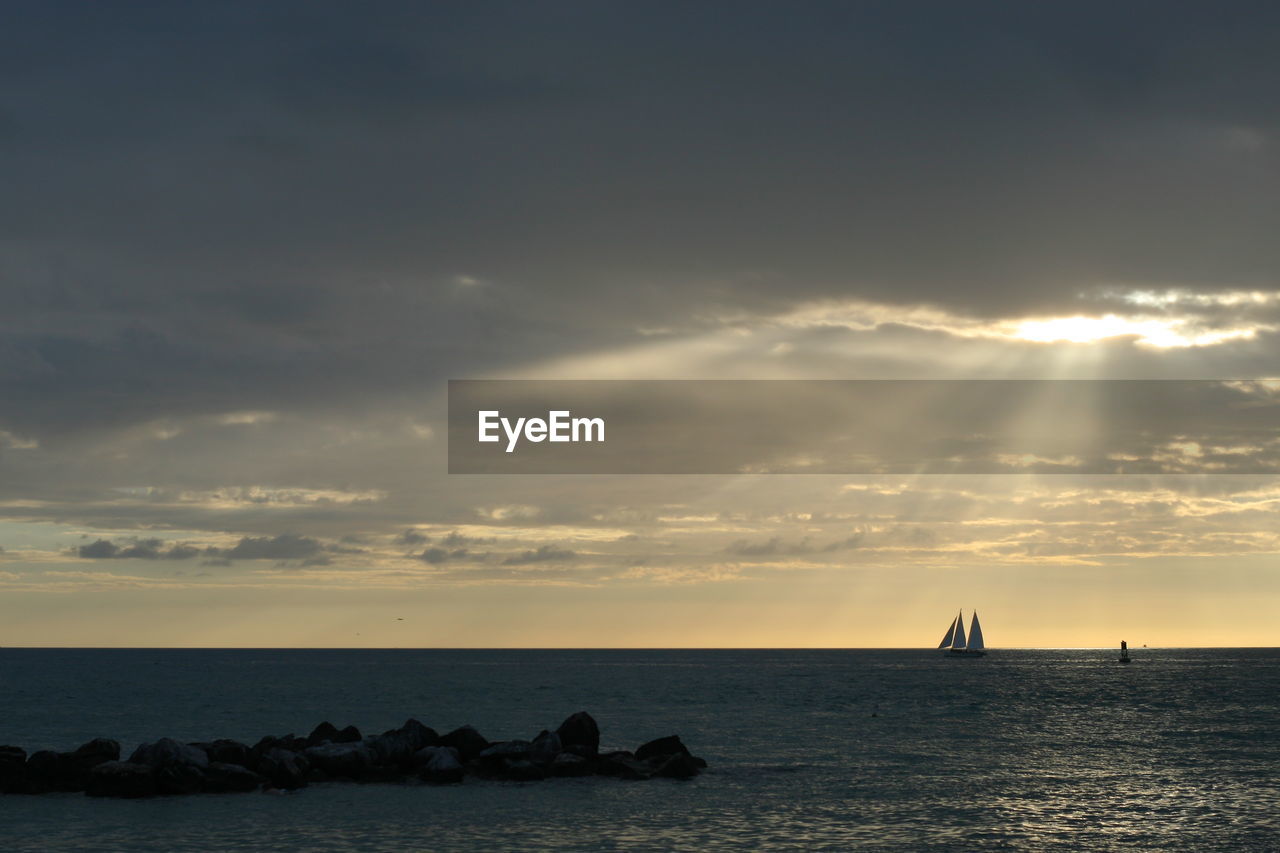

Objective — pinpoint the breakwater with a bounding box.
[0,711,706,798]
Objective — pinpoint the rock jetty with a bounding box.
[0,711,706,798]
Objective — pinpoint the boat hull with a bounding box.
[945,648,987,656]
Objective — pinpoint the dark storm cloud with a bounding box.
[4,1,1280,439]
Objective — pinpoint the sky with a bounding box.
[2,1,1279,647]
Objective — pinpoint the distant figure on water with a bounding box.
[1119,640,1131,664]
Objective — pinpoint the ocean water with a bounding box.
[1,648,1277,851]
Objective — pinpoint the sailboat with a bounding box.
[938,610,986,656]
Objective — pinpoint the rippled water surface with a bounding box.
[1,648,1277,851]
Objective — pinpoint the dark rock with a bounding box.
[127,737,206,796]
[469,740,534,780]
[548,752,592,777]
[368,719,438,768]
[529,730,562,766]
[194,739,252,768]
[366,733,410,769]
[635,735,691,763]
[129,738,209,770]
[555,711,600,756]
[251,734,306,762]
[439,725,490,762]
[257,748,309,790]
[478,740,532,761]
[595,751,652,780]
[417,747,464,784]
[303,742,374,779]
[421,744,462,763]
[0,746,26,793]
[154,761,206,795]
[73,739,121,764]
[38,739,122,792]
[203,762,263,793]
[403,719,439,746]
[86,761,157,799]
[653,753,701,779]
[24,751,62,793]
[500,759,546,781]
[411,744,454,767]
[305,722,341,747]
[560,743,597,760]
[24,743,118,794]
[8,710,702,795]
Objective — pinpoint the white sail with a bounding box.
[968,611,985,650]
[938,616,957,649]
[950,610,967,649]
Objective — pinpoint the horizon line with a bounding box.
[0,645,1272,651]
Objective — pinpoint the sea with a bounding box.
[1,648,1277,852]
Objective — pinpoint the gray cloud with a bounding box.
[76,535,342,562]
[502,545,578,565]
[4,2,1280,442]
[726,537,802,558]
[77,538,201,560]
[727,530,866,558]
[77,540,121,559]
[2,2,1279,606]
[222,534,323,561]
[419,547,470,565]
[439,531,496,546]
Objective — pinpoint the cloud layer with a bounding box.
[2,3,1279,644]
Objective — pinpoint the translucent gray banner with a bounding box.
[448,380,1280,474]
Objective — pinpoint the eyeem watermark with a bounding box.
[449,379,1280,474]
[478,410,605,453]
